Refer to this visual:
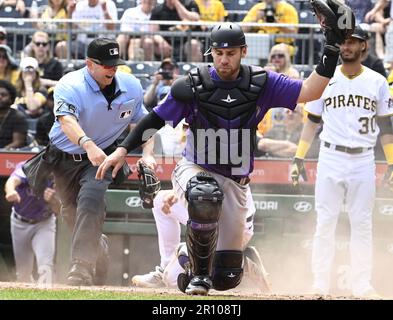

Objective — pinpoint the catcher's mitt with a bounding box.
[137,162,161,209]
[310,0,355,49]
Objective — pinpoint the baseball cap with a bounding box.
[20,57,39,71]
[350,25,370,42]
[160,58,177,70]
[87,38,125,67]
[0,44,16,66]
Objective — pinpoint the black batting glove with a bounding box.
[384,164,393,192]
[290,158,308,187]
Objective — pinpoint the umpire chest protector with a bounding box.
[172,65,267,168]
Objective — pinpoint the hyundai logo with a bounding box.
[294,201,312,213]
[379,205,393,216]
[125,196,141,207]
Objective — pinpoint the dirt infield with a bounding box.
[0,282,383,300]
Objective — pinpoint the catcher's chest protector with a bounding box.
[187,65,267,166]
[189,65,267,128]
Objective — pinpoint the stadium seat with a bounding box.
[135,75,152,90]
[178,62,197,75]
[222,0,254,11]
[294,9,322,65]
[128,62,156,77]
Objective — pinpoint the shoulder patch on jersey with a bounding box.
[56,100,76,114]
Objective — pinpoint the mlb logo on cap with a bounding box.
[87,38,125,67]
[109,48,119,56]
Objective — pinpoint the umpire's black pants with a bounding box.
[53,154,113,267]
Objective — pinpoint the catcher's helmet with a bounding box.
[204,23,246,55]
[210,23,246,48]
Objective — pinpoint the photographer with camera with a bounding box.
[143,58,180,110]
[242,0,298,53]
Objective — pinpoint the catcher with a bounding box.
[97,1,355,296]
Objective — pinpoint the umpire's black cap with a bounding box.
[350,25,370,42]
[87,38,125,67]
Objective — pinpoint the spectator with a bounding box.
[117,0,156,61]
[365,0,392,65]
[35,87,55,146]
[5,161,59,284]
[256,105,320,158]
[149,0,202,62]
[265,43,300,78]
[0,44,19,86]
[15,57,47,119]
[195,0,227,30]
[258,42,299,136]
[143,57,180,110]
[56,0,118,59]
[34,0,70,57]
[0,80,27,149]
[242,0,299,55]
[26,31,64,88]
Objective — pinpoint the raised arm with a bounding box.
[297,0,355,103]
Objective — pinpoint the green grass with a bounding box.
[0,288,237,300]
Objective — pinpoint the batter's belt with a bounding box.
[323,141,373,154]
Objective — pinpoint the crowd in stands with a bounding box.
[0,0,392,161]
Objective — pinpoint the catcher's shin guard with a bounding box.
[185,172,223,278]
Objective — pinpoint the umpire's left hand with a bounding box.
[96,147,128,180]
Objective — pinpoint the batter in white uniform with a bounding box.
[291,26,393,296]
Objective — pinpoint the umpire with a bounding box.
[48,38,155,286]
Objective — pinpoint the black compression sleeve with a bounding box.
[118,111,166,153]
[377,116,393,135]
[307,112,322,124]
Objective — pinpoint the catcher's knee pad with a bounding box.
[186,172,223,223]
[212,251,243,291]
[185,172,224,276]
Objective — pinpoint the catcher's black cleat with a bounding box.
[177,272,191,293]
[67,260,94,286]
[185,275,212,296]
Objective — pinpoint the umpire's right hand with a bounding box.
[96,147,128,180]
[290,158,308,186]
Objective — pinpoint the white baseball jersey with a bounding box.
[306,65,393,148]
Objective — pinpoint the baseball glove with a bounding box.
[137,162,161,209]
[310,0,355,50]
[290,158,308,187]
